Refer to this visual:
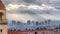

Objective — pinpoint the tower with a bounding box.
[0,0,7,34]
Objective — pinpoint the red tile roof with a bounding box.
[0,0,6,10]
[8,29,56,34]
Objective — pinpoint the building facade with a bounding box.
[8,29,56,34]
[0,0,7,34]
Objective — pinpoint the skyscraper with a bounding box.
[27,20,31,25]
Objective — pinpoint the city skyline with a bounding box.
[0,0,60,34]
[8,20,60,31]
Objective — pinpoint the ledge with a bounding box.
[0,23,7,25]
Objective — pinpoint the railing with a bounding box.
[0,19,7,24]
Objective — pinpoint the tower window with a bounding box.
[0,29,2,32]
[0,12,3,23]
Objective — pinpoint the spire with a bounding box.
[0,0,6,10]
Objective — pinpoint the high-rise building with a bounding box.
[0,0,7,34]
[36,21,39,25]
[17,21,22,25]
[12,20,17,25]
[27,20,31,25]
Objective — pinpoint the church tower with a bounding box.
[0,0,7,34]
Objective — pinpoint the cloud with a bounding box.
[6,3,60,22]
[22,0,35,3]
[6,4,55,10]
[2,0,60,9]
[7,14,41,22]
[7,12,60,23]
[6,4,20,10]
[48,0,60,9]
[7,14,27,22]
[6,4,56,14]
[38,14,60,20]
[2,0,60,22]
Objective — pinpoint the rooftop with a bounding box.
[0,0,6,10]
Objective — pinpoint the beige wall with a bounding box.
[0,25,7,34]
[0,10,6,24]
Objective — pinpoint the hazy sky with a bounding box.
[2,0,60,22]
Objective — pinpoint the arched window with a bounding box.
[0,12,3,23]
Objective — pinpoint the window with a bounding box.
[0,12,3,23]
[0,29,2,32]
[35,32,37,34]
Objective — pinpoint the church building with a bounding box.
[0,0,7,34]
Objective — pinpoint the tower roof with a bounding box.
[0,0,6,10]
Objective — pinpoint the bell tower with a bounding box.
[0,0,7,34]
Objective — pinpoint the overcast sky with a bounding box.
[2,0,60,22]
